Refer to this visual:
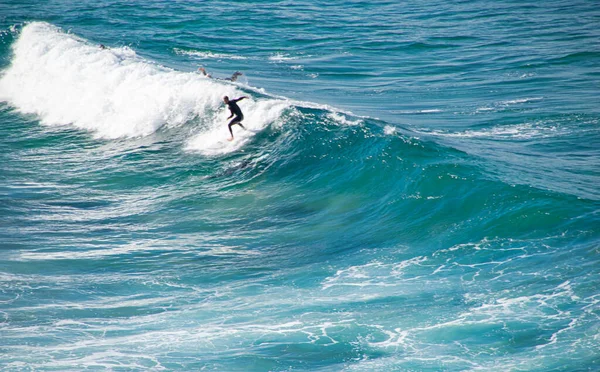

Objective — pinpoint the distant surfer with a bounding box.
[224,96,248,141]
[198,67,243,82]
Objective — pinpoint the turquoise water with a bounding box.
[1,1,599,371]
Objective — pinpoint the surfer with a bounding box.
[224,96,248,141]
[198,67,243,82]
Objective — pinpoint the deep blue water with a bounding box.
[1,1,599,371]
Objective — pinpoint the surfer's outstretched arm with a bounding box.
[198,67,211,78]
[229,72,243,81]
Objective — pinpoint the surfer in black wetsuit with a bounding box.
[224,95,248,141]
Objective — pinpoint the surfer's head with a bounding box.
[223,96,229,103]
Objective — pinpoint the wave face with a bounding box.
[1,2,600,371]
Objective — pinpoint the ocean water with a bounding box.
[0,1,599,370]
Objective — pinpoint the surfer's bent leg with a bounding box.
[228,115,244,137]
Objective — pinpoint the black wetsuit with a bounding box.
[227,99,244,121]
[227,98,245,135]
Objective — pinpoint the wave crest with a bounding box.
[0,22,282,143]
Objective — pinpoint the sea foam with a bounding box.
[0,22,285,147]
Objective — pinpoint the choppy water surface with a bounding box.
[1,1,599,371]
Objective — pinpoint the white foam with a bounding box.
[500,97,543,105]
[185,98,289,155]
[474,97,544,113]
[173,47,247,60]
[14,241,259,261]
[416,121,564,140]
[321,255,428,290]
[327,112,363,126]
[268,53,297,62]
[392,109,443,114]
[0,22,254,139]
[218,80,374,124]
[384,125,397,135]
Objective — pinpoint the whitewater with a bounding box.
[1,1,599,371]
